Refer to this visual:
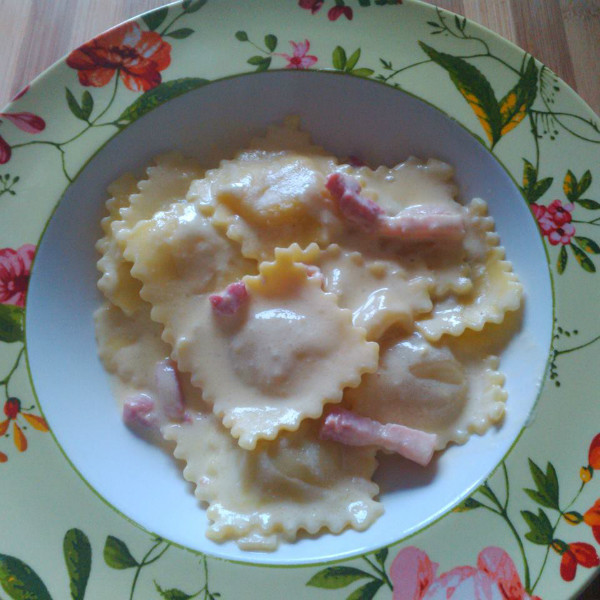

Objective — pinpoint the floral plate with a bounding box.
[1,1,600,598]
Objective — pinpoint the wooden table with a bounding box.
[0,1,598,598]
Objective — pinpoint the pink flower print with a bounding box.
[0,112,46,134]
[328,4,353,20]
[478,546,534,599]
[0,109,46,165]
[531,200,576,245]
[0,244,36,307]
[277,40,318,70]
[298,0,323,13]
[531,204,554,235]
[390,546,438,599]
[0,135,11,165]
[548,222,575,245]
[390,546,540,600]
[547,199,574,227]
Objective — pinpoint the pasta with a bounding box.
[94,117,523,550]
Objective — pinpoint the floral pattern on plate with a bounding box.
[1,1,600,598]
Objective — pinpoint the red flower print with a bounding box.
[581,433,600,481]
[0,244,36,307]
[588,433,600,469]
[66,22,171,92]
[559,542,599,582]
[0,397,49,454]
[276,40,318,70]
[0,112,45,133]
[0,451,6,463]
[390,546,539,599]
[0,135,11,165]
[328,4,353,20]
[299,0,323,13]
[584,499,600,544]
[531,200,575,246]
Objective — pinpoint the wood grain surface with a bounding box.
[0,1,598,598]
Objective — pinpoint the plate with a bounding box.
[1,1,599,598]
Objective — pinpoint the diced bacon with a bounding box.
[209,281,249,316]
[123,394,159,434]
[378,208,465,241]
[320,407,437,466]
[326,172,384,231]
[154,358,187,421]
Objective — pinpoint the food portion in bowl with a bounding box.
[94,117,522,551]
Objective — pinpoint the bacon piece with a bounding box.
[154,358,187,421]
[326,172,384,231]
[123,360,189,438]
[123,394,159,435]
[320,407,437,466]
[326,173,464,241]
[209,281,249,316]
[378,207,465,241]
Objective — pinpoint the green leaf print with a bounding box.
[521,159,552,204]
[247,56,271,72]
[454,496,484,511]
[564,169,593,202]
[264,34,278,52]
[346,579,384,600]
[103,536,138,569]
[420,44,536,148]
[182,0,207,13]
[0,554,53,600]
[165,28,195,39]
[419,42,502,146]
[521,509,553,545]
[63,529,92,600]
[524,460,559,510]
[117,78,210,123]
[571,242,596,272]
[0,304,24,343]
[65,88,93,122]
[346,48,361,71]
[575,199,600,210]
[142,7,169,31]
[574,236,600,254]
[154,582,196,600]
[332,46,347,71]
[351,68,374,78]
[557,245,568,274]
[497,56,537,137]
[374,547,388,569]
[307,566,374,589]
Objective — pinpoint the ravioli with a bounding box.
[163,412,382,551]
[94,116,523,551]
[345,332,507,449]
